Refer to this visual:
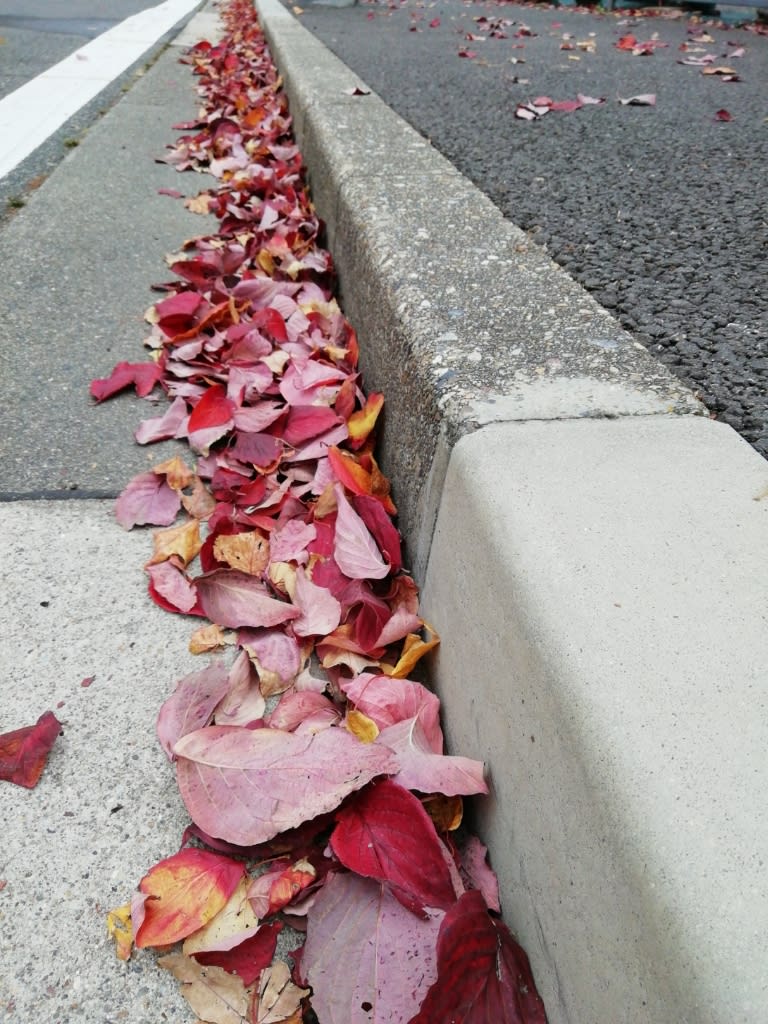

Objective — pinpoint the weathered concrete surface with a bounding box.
[421,415,768,1024]
[0,499,199,1023]
[0,40,217,499]
[254,0,703,580]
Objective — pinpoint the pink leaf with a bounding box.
[115,471,181,530]
[459,836,501,912]
[377,718,487,796]
[429,16,440,27]
[0,711,61,789]
[157,661,232,759]
[239,628,302,690]
[146,560,198,614]
[267,692,340,732]
[409,890,548,1024]
[90,361,164,402]
[333,486,390,580]
[330,779,457,912]
[340,674,443,753]
[303,872,442,1024]
[214,650,266,727]
[134,397,189,444]
[269,520,316,564]
[195,570,300,629]
[174,725,398,845]
[291,568,342,637]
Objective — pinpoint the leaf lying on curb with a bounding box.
[0,711,61,788]
[159,953,253,1024]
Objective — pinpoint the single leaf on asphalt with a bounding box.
[174,725,398,845]
[253,961,309,1024]
[409,890,548,1024]
[330,779,457,911]
[157,661,232,759]
[196,570,300,629]
[193,921,284,985]
[617,94,656,106]
[135,848,246,948]
[377,718,488,796]
[714,108,733,121]
[303,872,442,1024]
[183,876,260,955]
[333,485,390,580]
[90,360,163,402]
[158,953,252,1024]
[0,711,61,788]
[115,471,181,530]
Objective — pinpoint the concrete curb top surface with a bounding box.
[252,2,768,1022]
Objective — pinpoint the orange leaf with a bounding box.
[381,623,440,678]
[135,849,246,948]
[106,902,133,961]
[347,392,384,448]
[152,456,195,491]
[189,623,233,654]
[214,530,270,575]
[182,476,217,520]
[422,794,464,832]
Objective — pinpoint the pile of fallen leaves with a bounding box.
[89,1,548,1022]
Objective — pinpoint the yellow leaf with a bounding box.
[189,623,234,655]
[153,455,195,491]
[254,962,309,1024]
[106,902,133,961]
[214,531,270,576]
[381,622,440,678]
[346,709,379,743]
[347,392,385,445]
[185,192,213,214]
[183,878,259,955]
[257,249,276,274]
[147,519,202,567]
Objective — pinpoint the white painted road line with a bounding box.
[0,0,203,181]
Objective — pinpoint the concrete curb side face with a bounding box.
[253,0,703,581]
[420,415,768,1024]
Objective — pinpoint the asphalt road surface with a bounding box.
[296,0,768,457]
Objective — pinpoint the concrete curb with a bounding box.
[253,2,768,1021]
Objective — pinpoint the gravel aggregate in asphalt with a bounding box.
[293,0,768,457]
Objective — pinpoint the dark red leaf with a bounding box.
[330,779,457,912]
[0,712,62,789]
[410,890,548,1023]
[192,920,283,984]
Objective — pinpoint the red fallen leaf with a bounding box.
[410,890,548,1023]
[548,99,582,112]
[147,559,199,614]
[458,48,478,58]
[617,94,657,106]
[135,848,246,948]
[155,290,207,338]
[157,187,183,198]
[0,711,61,789]
[192,920,283,985]
[615,33,637,50]
[115,471,181,530]
[195,569,300,629]
[714,108,733,121]
[303,872,443,1024]
[80,676,95,688]
[351,494,402,573]
[248,858,316,917]
[429,17,440,27]
[174,725,398,845]
[330,779,457,912]
[90,361,164,402]
[187,384,235,454]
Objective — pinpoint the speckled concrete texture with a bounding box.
[0,499,200,1023]
[254,0,703,579]
[421,415,768,1024]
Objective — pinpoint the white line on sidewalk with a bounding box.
[0,0,203,182]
